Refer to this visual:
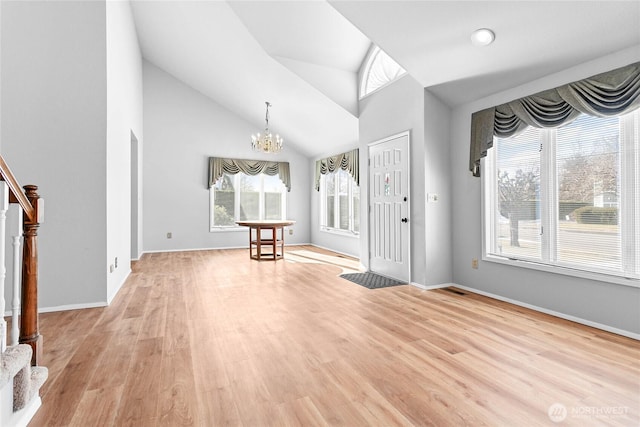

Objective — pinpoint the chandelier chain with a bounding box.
[265,101,271,130]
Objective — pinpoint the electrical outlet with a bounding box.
[115,257,118,268]
[472,258,478,269]
[167,232,172,239]
[289,229,293,235]
[427,193,439,202]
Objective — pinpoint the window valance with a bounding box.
[208,157,291,192]
[470,61,640,177]
[314,149,359,191]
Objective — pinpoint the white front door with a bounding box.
[368,131,410,282]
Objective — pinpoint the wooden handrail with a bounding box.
[0,154,41,365]
[0,154,35,222]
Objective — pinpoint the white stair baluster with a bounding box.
[0,181,9,352]
[12,205,23,346]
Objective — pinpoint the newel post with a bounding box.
[19,184,42,365]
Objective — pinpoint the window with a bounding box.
[210,172,286,229]
[359,45,407,99]
[484,110,639,282]
[320,169,360,235]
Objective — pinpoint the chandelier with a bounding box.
[251,101,283,153]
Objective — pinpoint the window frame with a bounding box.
[209,172,287,231]
[319,169,360,237]
[482,111,640,288]
[359,45,407,100]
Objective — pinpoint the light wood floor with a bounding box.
[25,246,640,426]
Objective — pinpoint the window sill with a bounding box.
[209,226,246,233]
[320,227,360,238]
[483,254,640,288]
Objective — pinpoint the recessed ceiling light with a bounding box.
[471,28,495,47]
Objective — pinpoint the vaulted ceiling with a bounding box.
[131,1,640,158]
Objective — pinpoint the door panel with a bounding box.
[368,132,410,282]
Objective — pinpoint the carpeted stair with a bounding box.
[1,344,48,424]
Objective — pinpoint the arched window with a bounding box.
[359,45,407,99]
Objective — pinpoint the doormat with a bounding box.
[339,272,406,289]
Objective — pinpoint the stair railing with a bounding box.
[0,154,42,366]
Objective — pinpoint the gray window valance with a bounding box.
[470,61,640,177]
[314,149,359,191]
[208,157,291,192]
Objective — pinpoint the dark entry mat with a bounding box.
[339,272,406,289]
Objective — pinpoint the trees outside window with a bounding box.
[210,172,286,229]
[486,111,639,280]
[498,168,539,248]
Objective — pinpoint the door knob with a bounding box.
[401,218,408,223]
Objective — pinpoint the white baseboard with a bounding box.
[142,243,316,256]
[142,246,243,254]
[142,243,312,255]
[410,282,451,291]
[4,283,127,316]
[450,283,640,340]
[309,244,358,260]
[38,301,107,314]
[4,300,108,317]
[107,268,131,305]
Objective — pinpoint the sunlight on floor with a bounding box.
[286,249,362,274]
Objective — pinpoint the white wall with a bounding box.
[143,62,310,252]
[106,0,143,302]
[359,75,429,285]
[450,46,640,336]
[423,90,453,285]
[1,1,108,309]
[308,84,454,268]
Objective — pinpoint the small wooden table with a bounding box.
[236,220,295,261]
